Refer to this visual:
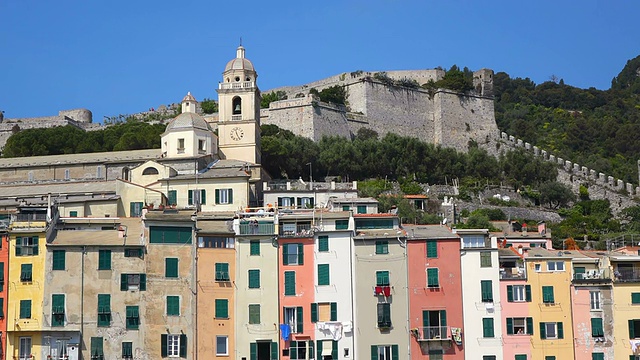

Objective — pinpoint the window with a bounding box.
[216,336,228,356]
[168,190,177,206]
[91,337,104,360]
[342,205,350,211]
[51,294,65,327]
[535,263,541,272]
[461,235,487,248]
[318,264,330,286]
[629,319,640,339]
[377,303,391,328]
[20,264,33,282]
[318,236,329,252]
[125,248,143,258]
[98,250,111,270]
[69,211,78,217]
[52,250,65,270]
[426,240,438,258]
[16,236,39,256]
[376,271,390,286]
[97,294,111,327]
[142,167,159,175]
[547,261,565,271]
[633,293,640,305]
[371,345,398,360]
[591,291,602,310]
[591,353,604,360]
[591,317,604,337]
[515,355,527,360]
[335,219,349,230]
[249,304,260,324]
[20,300,31,318]
[126,306,140,329]
[375,241,389,255]
[250,240,260,255]
[545,357,555,360]
[167,296,180,316]
[283,243,303,265]
[165,258,179,278]
[177,138,185,152]
[215,299,229,319]
[540,322,564,339]
[64,169,70,180]
[215,189,233,204]
[298,197,314,209]
[130,202,144,217]
[248,269,260,289]
[215,263,230,281]
[428,349,444,360]
[480,252,492,267]
[482,318,495,338]
[422,310,447,339]
[149,226,192,244]
[357,205,367,214]
[283,307,303,333]
[198,139,206,152]
[122,342,133,359]
[284,271,296,296]
[481,280,493,302]
[311,302,337,322]
[278,197,294,208]
[161,334,187,358]
[0,263,4,291]
[120,273,146,291]
[506,317,533,335]
[483,357,497,360]
[427,268,439,288]
[289,340,313,360]
[542,286,555,304]
[199,236,234,248]
[188,189,206,205]
[507,285,531,302]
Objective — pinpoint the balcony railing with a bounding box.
[418,326,450,341]
[615,268,640,282]
[218,81,255,90]
[15,213,47,222]
[239,223,275,235]
[500,267,526,280]
[279,224,314,238]
[573,269,611,283]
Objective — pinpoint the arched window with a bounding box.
[122,167,130,181]
[232,97,242,115]
[142,167,159,175]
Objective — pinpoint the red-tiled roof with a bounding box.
[353,213,397,217]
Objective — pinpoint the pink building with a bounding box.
[405,225,464,359]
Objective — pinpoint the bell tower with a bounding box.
[217,45,261,164]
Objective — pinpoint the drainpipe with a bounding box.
[403,237,411,359]
[194,218,198,360]
[349,228,356,360]
[81,245,86,355]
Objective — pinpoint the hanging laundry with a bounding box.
[280,324,291,341]
[451,327,462,345]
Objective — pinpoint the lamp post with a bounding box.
[306,162,313,191]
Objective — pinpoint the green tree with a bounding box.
[538,181,576,209]
[200,98,218,114]
[260,91,288,109]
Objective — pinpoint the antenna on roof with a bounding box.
[239,37,242,46]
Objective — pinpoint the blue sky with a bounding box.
[1,0,639,121]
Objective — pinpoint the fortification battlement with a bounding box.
[3,108,92,124]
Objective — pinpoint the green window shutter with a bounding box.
[283,244,289,265]
[200,189,206,205]
[0,298,3,318]
[121,274,128,291]
[91,337,104,357]
[591,318,604,337]
[126,306,140,329]
[540,322,547,339]
[15,238,21,256]
[440,310,447,326]
[140,273,146,291]
[228,189,234,204]
[483,318,495,337]
[33,236,39,255]
[215,189,220,204]
[591,354,604,360]
[250,343,257,360]
[318,236,329,252]
[97,294,111,327]
[52,250,65,270]
[330,302,337,321]
[332,340,338,359]
[506,318,514,335]
[422,311,430,327]
[297,197,302,208]
[285,271,296,295]
[0,263,3,292]
[188,190,194,205]
[20,300,31,318]
[161,334,168,357]
[391,344,399,360]
[98,250,111,270]
[507,285,514,302]
[248,270,260,289]
[427,268,439,287]
[215,299,229,318]
[298,243,304,265]
[632,293,640,304]
[168,190,177,205]
[167,296,180,316]
[309,341,315,359]
[290,340,298,360]
[515,356,527,360]
[557,322,564,339]
[370,345,377,360]
[630,320,636,339]
[270,341,277,360]
[543,286,555,303]
[250,240,260,255]
[165,258,179,278]
[179,334,187,358]
[426,240,438,258]
[122,342,133,358]
[377,271,390,286]
[317,340,324,360]
[69,211,78,217]
[481,280,493,302]
[311,303,318,322]
[525,285,532,302]
[249,304,260,324]
[51,294,65,327]
[357,205,366,214]
[336,220,348,230]
[318,264,330,285]
[20,263,32,282]
[526,317,534,335]
[296,306,304,333]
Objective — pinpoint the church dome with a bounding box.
[224,46,255,72]
[165,112,212,133]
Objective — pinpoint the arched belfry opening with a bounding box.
[232,97,242,115]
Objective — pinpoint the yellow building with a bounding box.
[609,253,640,359]
[525,248,575,360]
[6,207,48,360]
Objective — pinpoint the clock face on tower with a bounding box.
[230,127,244,141]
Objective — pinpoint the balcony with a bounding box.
[218,81,255,90]
[500,267,526,280]
[239,222,275,235]
[615,268,640,282]
[279,223,314,238]
[417,326,451,341]
[573,269,611,284]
